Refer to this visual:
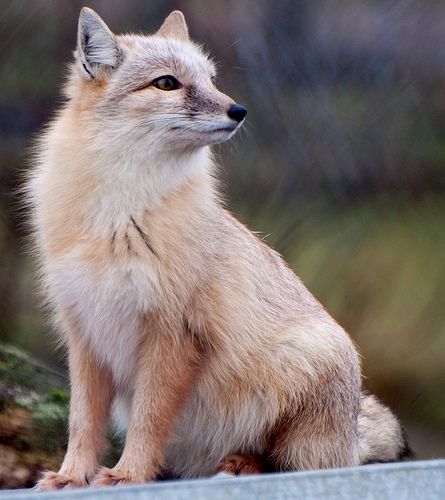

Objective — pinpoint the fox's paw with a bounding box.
[91,467,145,487]
[35,471,88,491]
[216,454,264,476]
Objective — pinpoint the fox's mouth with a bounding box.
[170,124,239,134]
[169,121,243,146]
[204,126,237,134]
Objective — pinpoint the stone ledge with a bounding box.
[1,460,444,500]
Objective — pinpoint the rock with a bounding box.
[0,343,121,489]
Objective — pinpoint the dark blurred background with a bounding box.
[1,0,444,463]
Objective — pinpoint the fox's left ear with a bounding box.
[76,7,123,80]
[156,11,189,41]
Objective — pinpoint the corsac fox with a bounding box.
[28,8,410,490]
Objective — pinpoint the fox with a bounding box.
[28,8,410,490]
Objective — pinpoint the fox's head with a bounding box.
[69,8,246,154]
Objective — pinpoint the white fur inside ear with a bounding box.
[77,7,121,79]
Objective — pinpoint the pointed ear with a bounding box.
[77,7,122,80]
[156,11,189,42]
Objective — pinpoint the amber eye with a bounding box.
[152,75,181,91]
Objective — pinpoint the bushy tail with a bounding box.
[358,393,412,464]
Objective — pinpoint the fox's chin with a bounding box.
[201,126,239,144]
[172,124,242,147]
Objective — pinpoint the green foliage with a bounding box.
[0,344,65,394]
[49,388,69,404]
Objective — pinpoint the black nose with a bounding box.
[227,104,247,122]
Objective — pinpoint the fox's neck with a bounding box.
[38,119,218,243]
[83,145,214,234]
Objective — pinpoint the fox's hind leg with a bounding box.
[268,395,360,471]
[216,454,264,476]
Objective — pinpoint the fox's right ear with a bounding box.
[76,7,122,80]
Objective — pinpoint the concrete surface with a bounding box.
[1,460,444,499]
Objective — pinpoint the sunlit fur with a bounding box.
[29,9,406,491]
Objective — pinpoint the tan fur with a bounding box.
[29,8,405,491]
[92,315,202,486]
[216,454,264,475]
[358,394,409,464]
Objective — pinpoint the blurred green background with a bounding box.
[1,0,444,463]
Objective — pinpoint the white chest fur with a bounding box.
[46,246,157,385]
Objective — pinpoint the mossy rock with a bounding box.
[0,343,122,489]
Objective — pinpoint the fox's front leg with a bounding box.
[92,322,200,486]
[36,332,114,491]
